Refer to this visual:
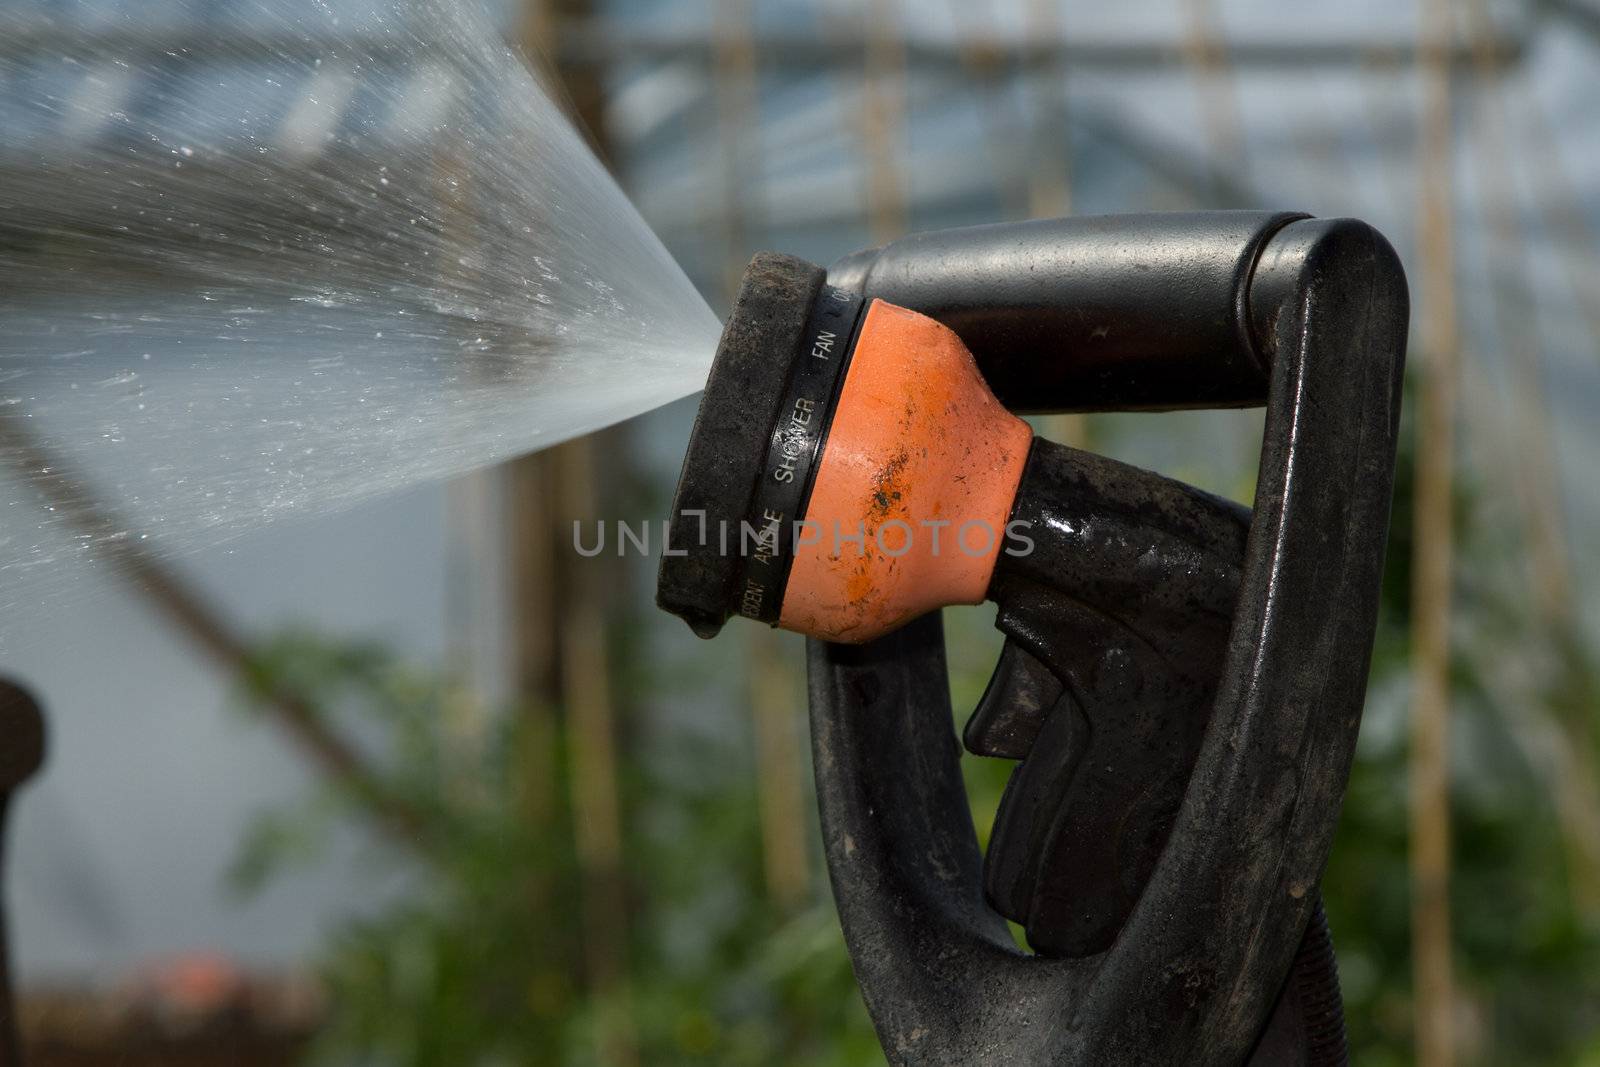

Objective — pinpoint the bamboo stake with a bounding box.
[714,0,759,297]
[938,0,1031,221]
[749,628,811,911]
[556,443,637,1067]
[715,0,813,913]
[433,116,500,811]
[1411,0,1460,1062]
[1511,82,1600,926]
[432,30,577,1037]
[520,4,636,1063]
[502,449,564,832]
[1025,0,1071,221]
[1180,0,1251,202]
[861,0,908,243]
[1356,52,1417,228]
[1024,0,1088,451]
[1464,0,1575,631]
[1463,0,1600,917]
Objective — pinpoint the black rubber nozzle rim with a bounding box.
[658,253,826,638]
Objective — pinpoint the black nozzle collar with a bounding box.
[658,253,865,638]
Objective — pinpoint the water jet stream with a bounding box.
[0,0,720,612]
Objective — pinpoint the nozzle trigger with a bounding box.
[963,641,1063,759]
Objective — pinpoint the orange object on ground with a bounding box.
[779,300,1033,642]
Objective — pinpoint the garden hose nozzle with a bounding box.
[657,253,1034,644]
[656,214,1408,1066]
[659,247,1260,956]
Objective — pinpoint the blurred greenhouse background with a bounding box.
[2,0,1600,1064]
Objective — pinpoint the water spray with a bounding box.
[0,0,720,618]
[658,211,1408,1065]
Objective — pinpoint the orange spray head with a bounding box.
[658,253,1032,643]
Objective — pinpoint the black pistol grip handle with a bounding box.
[976,438,1251,957]
[828,210,1306,413]
[989,437,1250,675]
[810,216,1406,1064]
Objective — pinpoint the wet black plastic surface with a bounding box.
[983,439,1250,957]
[828,210,1306,413]
[657,252,824,637]
[810,213,1407,1065]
